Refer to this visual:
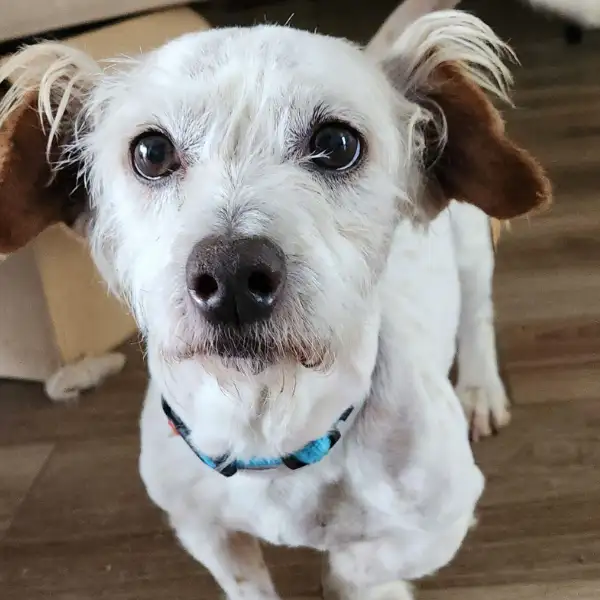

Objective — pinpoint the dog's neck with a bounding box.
[148,310,381,463]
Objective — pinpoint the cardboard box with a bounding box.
[0,0,191,43]
[0,8,211,397]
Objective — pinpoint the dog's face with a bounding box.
[0,12,551,373]
[83,27,407,371]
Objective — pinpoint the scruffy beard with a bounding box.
[161,319,334,375]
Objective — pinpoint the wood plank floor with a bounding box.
[2,0,600,598]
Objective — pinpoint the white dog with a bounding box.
[0,9,550,599]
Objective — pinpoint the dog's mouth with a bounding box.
[165,322,332,373]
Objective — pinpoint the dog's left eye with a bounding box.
[309,122,363,171]
[131,132,181,180]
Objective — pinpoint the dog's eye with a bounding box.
[309,123,362,171]
[131,132,180,180]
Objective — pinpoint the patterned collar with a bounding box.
[162,397,354,477]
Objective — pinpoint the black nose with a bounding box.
[186,236,286,327]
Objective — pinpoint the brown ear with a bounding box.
[422,62,551,219]
[0,90,86,253]
[378,9,552,220]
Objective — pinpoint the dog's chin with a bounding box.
[163,324,332,374]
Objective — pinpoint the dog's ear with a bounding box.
[368,0,462,59]
[380,10,551,219]
[0,89,87,253]
[0,43,97,254]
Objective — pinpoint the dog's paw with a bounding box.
[322,581,413,600]
[368,581,414,600]
[44,353,127,402]
[456,378,511,442]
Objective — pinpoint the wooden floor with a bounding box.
[2,0,600,598]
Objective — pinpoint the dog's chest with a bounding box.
[214,463,354,549]
[213,449,421,552]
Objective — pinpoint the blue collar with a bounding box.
[161,397,354,477]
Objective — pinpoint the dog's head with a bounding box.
[0,12,550,372]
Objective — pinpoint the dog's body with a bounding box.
[0,9,550,599]
[139,201,494,599]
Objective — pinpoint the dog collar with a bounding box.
[161,397,353,477]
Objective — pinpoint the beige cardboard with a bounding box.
[0,7,211,382]
[0,0,191,43]
[65,7,211,59]
[30,227,134,367]
[0,246,60,380]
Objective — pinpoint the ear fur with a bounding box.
[381,10,552,219]
[0,43,97,253]
[368,0,461,59]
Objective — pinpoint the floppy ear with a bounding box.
[0,89,86,253]
[0,43,96,254]
[381,10,552,219]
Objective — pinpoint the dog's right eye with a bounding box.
[131,132,181,180]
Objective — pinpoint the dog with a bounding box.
[0,8,551,598]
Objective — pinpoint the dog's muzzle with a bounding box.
[186,235,286,328]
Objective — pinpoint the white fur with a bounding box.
[44,352,126,401]
[365,0,600,32]
[0,10,513,598]
[368,0,461,59]
[451,204,510,440]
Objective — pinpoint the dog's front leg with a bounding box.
[174,523,279,600]
[449,202,510,441]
